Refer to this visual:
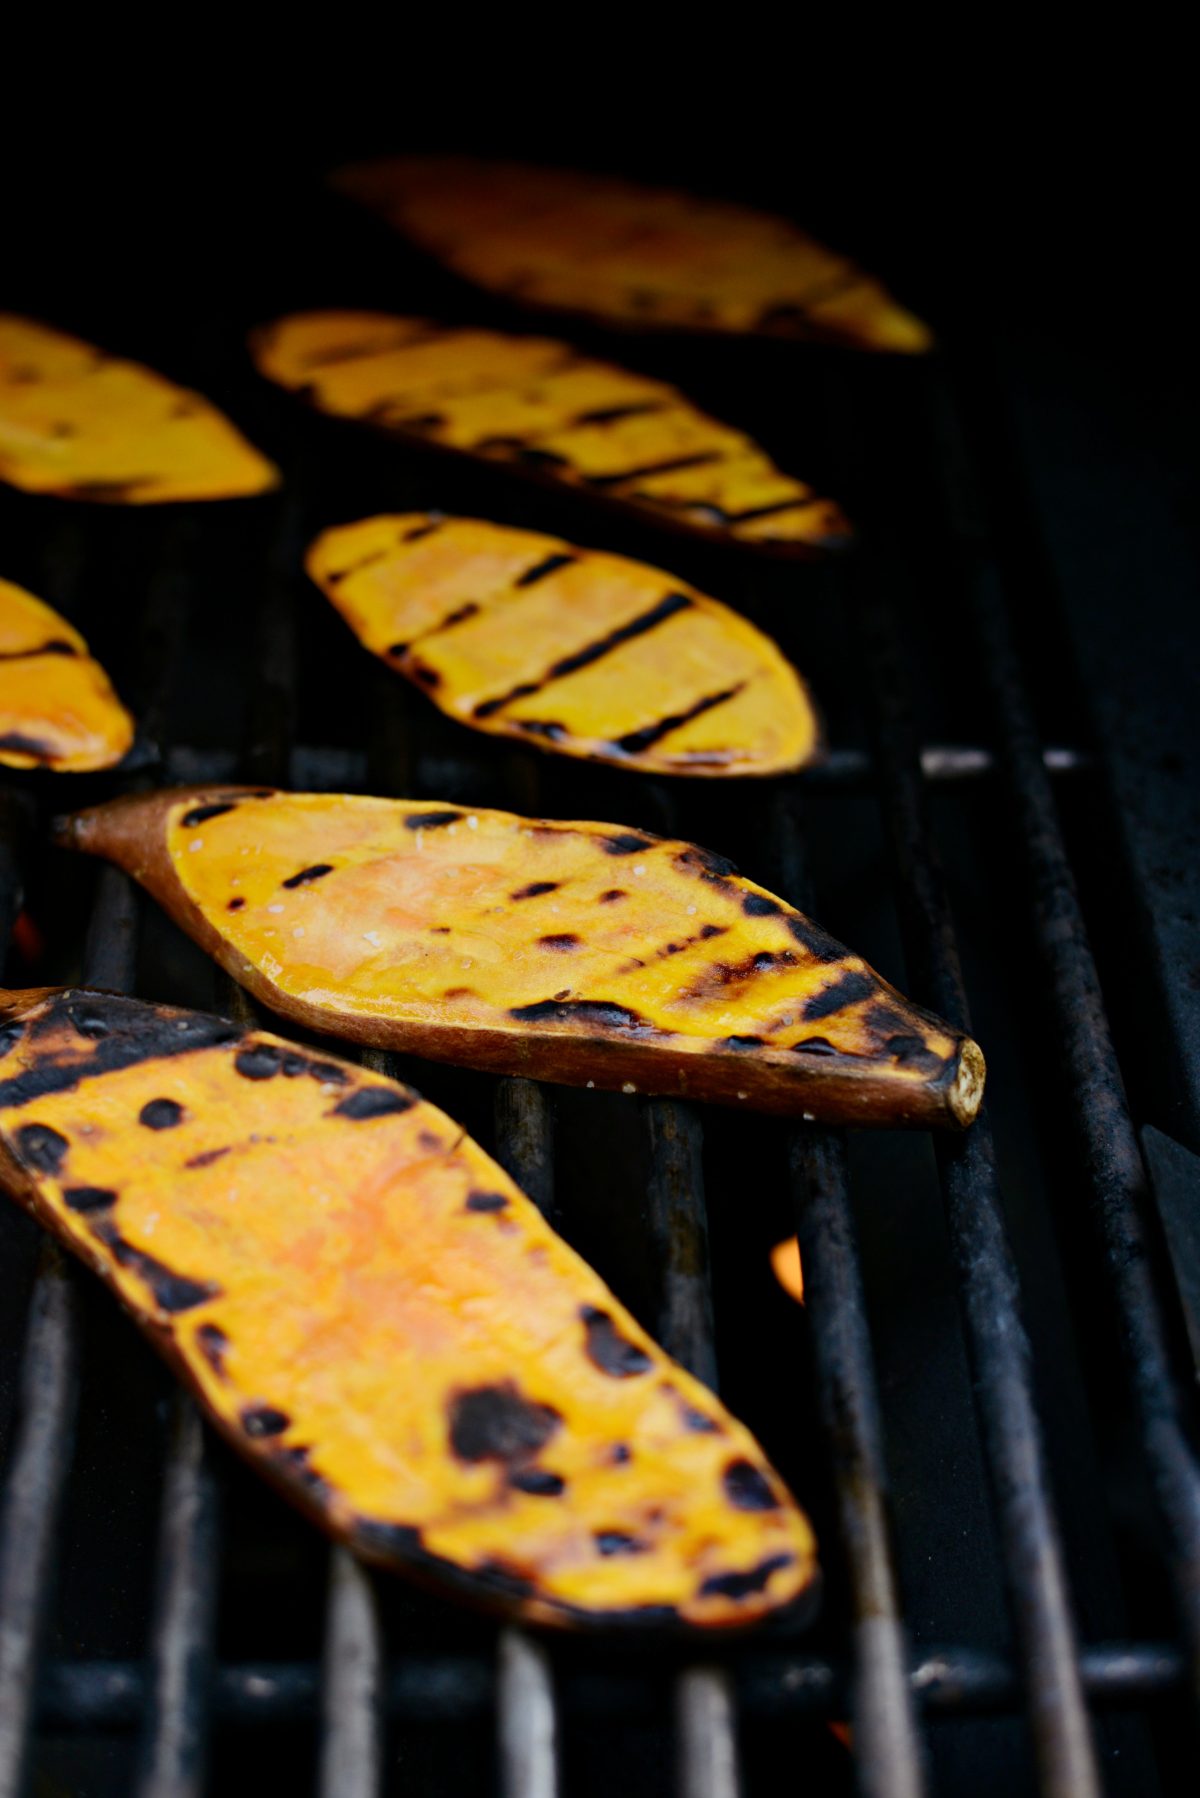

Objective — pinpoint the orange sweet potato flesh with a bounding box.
[0,315,279,504]
[0,984,817,1631]
[334,156,933,355]
[249,311,850,556]
[57,788,985,1130]
[0,577,135,771]
[306,514,819,777]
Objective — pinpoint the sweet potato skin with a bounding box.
[0,577,135,771]
[0,315,278,504]
[56,788,984,1130]
[0,984,816,1631]
[306,514,820,779]
[334,156,933,355]
[248,311,849,557]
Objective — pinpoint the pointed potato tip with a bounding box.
[949,1038,986,1128]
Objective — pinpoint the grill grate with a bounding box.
[1,173,1197,1798]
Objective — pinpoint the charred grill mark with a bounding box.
[465,1191,509,1213]
[594,1531,646,1556]
[62,1185,117,1214]
[723,1460,780,1512]
[273,1444,333,1503]
[699,1554,794,1601]
[581,1307,652,1378]
[332,1087,415,1120]
[404,810,461,830]
[803,969,876,1022]
[723,1035,764,1049]
[512,881,559,900]
[612,684,745,757]
[66,1003,111,1040]
[90,1217,218,1314]
[0,732,55,758]
[599,888,627,903]
[404,519,445,542]
[241,1405,291,1439]
[603,834,654,856]
[742,893,782,917]
[185,1146,231,1169]
[724,498,821,524]
[679,845,739,881]
[227,898,245,911]
[234,1045,286,1081]
[181,802,237,828]
[513,720,566,741]
[282,863,335,889]
[572,402,666,426]
[682,1405,720,1434]
[610,1443,632,1464]
[588,452,720,489]
[448,1382,562,1464]
[508,999,656,1034]
[790,1037,840,1057]
[0,1022,24,1055]
[537,933,580,951]
[786,914,849,964]
[195,1321,229,1376]
[515,552,576,587]
[509,1468,566,1496]
[13,1122,69,1173]
[473,594,691,720]
[392,600,483,662]
[0,639,80,661]
[0,1004,244,1111]
[139,1098,184,1130]
[410,662,440,688]
[681,947,795,1003]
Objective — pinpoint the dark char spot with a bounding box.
[599,889,626,903]
[595,1531,645,1556]
[63,1185,117,1214]
[512,881,559,900]
[538,934,580,951]
[186,1147,231,1169]
[803,969,876,1022]
[683,1406,720,1434]
[448,1382,562,1464]
[195,1322,229,1376]
[273,1444,332,1502]
[610,1443,632,1465]
[724,1460,781,1512]
[787,914,849,964]
[0,1021,24,1054]
[791,1037,839,1057]
[92,1219,218,1314]
[14,1123,69,1174]
[509,1468,566,1496]
[333,1087,415,1121]
[515,552,576,587]
[603,833,654,856]
[234,1045,285,1081]
[404,809,460,830]
[699,1554,794,1601]
[227,897,245,911]
[723,1035,764,1049]
[140,1097,184,1130]
[242,1405,291,1439]
[466,1191,509,1213]
[508,998,653,1033]
[282,863,334,888]
[743,893,782,917]
[67,1004,111,1039]
[181,802,237,828]
[581,1307,653,1378]
[885,1034,944,1071]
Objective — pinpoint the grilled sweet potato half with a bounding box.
[0,315,279,503]
[0,984,817,1631]
[307,514,819,778]
[249,311,849,555]
[57,789,985,1129]
[0,577,135,771]
[334,155,932,355]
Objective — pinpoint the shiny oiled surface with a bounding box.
[249,311,849,554]
[306,514,819,777]
[59,788,983,1128]
[0,577,134,771]
[0,987,816,1632]
[0,315,278,504]
[334,156,932,354]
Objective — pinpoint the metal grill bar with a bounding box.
[856,571,1101,1797]
[772,791,926,1798]
[967,559,1200,1685]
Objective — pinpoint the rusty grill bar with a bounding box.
[1,186,1196,1798]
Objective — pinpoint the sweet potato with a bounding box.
[57,788,985,1129]
[0,984,816,1630]
[0,576,135,771]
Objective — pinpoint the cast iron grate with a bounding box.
[0,176,1196,1797]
